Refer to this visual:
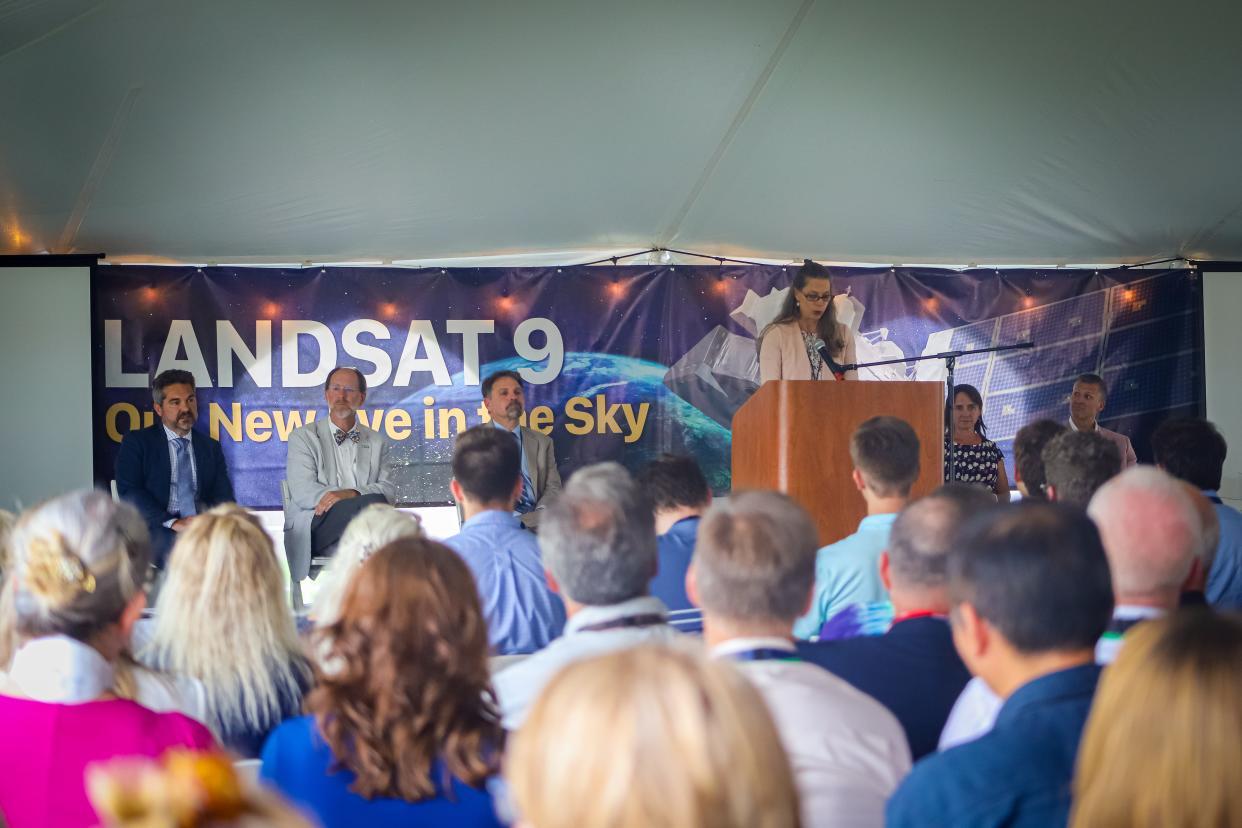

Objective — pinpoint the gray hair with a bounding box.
[9,490,150,642]
[312,504,424,627]
[693,491,818,622]
[1088,467,1200,600]
[539,463,656,606]
[889,485,998,589]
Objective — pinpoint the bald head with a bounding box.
[1087,467,1201,607]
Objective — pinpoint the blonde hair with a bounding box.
[0,509,16,577]
[1072,610,1242,827]
[309,504,422,627]
[145,505,309,740]
[508,645,801,828]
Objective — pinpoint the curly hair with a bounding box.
[306,538,501,800]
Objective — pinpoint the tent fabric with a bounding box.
[2,0,1241,265]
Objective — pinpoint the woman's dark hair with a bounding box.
[946,384,988,438]
[306,539,502,800]
[761,259,844,353]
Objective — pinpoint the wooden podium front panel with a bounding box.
[732,380,944,546]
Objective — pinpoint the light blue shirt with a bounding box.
[1204,490,1242,609]
[491,421,536,514]
[793,513,898,640]
[443,510,565,655]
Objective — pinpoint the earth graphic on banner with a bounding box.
[389,352,733,503]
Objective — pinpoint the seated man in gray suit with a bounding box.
[285,366,395,582]
[482,370,561,529]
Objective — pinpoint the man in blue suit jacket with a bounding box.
[115,369,234,566]
[797,484,995,759]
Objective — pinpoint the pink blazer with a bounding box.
[1097,425,1138,469]
[758,320,858,384]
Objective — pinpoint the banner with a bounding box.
[92,264,1203,509]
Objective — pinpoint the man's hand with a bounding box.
[315,489,359,516]
[171,516,196,532]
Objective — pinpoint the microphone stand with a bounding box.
[835,342,1035,483]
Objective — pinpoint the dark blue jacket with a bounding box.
[115,423,233,561]
[886,664,1102,828]
[796,616,970,760]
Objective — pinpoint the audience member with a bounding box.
[888,502,1114,828]
[261,539,504,828]
[1042,429,1122,507]
[1178,482,1219,606]
[941,466,1200,750]
[480,370,562,528]
[284,366,395,585]
[799,484,995,759]
[310,503,423,628]
[115,369,235,567]
[492,463,678,729]
[0,491,214,828]
[1067,373,1137,468]
[691,491,910,828]
[0,509,15,577]
[1151,416,1242,608]
[506,645,800,828]
[1011,419,1067,500]
[1087,466,1200,663]
[143,505,312,757]
[444,426,566,654]
[794,415,920,640]
[1071,610,1242,828]
[637,454,712,633]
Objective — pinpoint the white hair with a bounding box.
[1088,466,1200,602]
[310,504,424,627]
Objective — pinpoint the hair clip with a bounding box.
[23,533,96,606]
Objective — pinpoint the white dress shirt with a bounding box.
[162,424,198,528]
[332,427,359,490]
[493,595,681,730]
[712,637,911,828]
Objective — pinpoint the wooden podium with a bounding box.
[731,381,945,545]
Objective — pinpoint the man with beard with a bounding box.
[481,370,561,529]
[285,366,394,584]
[115,369,235,567]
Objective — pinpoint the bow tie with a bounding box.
[334,428,360,445]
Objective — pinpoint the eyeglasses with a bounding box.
[798,290,832,303]
[328,384,362,395]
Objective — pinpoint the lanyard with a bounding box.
[891,610,945,625]
[575,613,667,634]
[729,648,801,663]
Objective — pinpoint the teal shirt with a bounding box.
[793,513,898,640]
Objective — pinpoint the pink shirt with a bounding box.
[0,695,215,828]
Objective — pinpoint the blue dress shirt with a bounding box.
[1204,490,1242,609]
[260,716,503,828]
[793,513,897,640]
[887,663,1102,828]
[648,516,703,633]
[492,421,536,515]
[443,510,566,654]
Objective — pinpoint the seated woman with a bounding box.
[260,538,504,828]
[507,645,801,828]
[0,491,215,828]
[309,503,423,629]
[1073,610,1242,826]
[758,259,858,384]
[143,504,312,758]
[944,384,1011,501]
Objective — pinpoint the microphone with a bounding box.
[811,336,848,377]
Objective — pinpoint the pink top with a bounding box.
[0,695,215,828]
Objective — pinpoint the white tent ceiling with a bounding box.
[2,0,1241,265]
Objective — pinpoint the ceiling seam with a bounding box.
[0,0,112,65]
[56,84,141,253]
[654,0,816,248]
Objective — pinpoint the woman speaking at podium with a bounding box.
[758,260,858,383]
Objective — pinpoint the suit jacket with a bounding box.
[796,616,972,761]
[115,423,234,536]
[1098,424,1138,468]
[518,425,562,529]
[758,320,858,384]
[284,416,396,580]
